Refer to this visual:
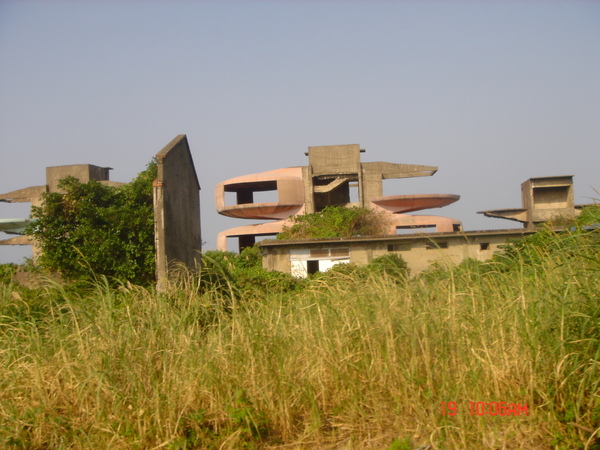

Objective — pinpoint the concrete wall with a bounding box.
[522,176,575,226]
[46,164,112,193]
[260,229,536,277]
[153,135,201,289]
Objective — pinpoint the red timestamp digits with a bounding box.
[441,401,528,416]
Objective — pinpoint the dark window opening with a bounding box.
[307,260,320,275]
[426,242,448,250]
[224,180,278,206]
[388,244,410,252]
[480,243,490,250]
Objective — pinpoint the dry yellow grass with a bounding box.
[0,222,599,448]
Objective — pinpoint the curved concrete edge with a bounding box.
[215,167,304,215]
[216,219,293,251]
[370,194,460,214]
[385,214,462,233]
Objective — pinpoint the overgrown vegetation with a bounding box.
[26,160,157,285]
[200,245,303,300]
[277,205,390,240]
[1,205,599,448]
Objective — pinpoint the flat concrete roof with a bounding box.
[258,228,542,248]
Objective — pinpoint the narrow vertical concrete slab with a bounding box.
[153,135,201,291]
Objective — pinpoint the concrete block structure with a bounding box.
[0,164,121,248]
[259,174,590,277]
[216,144,462,251]
[1,135,202,291]
[153,135,202,291]
[260,228,537,278]
[478,175,586,228]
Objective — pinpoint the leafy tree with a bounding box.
[277,206,390,240]
[26,161,157,285]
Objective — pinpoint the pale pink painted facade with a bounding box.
[215,144,462,251]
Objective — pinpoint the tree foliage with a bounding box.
[277,206,390,240]
[26,161,157,285]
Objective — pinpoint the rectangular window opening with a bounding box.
[307,260,320,275]
[309,248,329,258]
[426,242,448,250]
[330,247,349,257]
[388,244,410,252]
[349,183,360,204]
[396,225,436,235]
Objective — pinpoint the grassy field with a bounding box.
[1,213,599,449]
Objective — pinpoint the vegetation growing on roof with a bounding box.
[277,205,390,240]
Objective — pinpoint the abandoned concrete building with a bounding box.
[255,167,589,277]
[216,144,462,251]
[2,138,590,282]
[215,144,591,277]
[0,164,124,248]
[0,135,201,289]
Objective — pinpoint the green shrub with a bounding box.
[26,160,157,285]
[201,246,302,299]
[278,206,390,240]
[368,252,410,279]
[0,263,17,284]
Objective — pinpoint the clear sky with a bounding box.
[1,1,599,263]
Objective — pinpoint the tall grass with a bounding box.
[1,219,599,448]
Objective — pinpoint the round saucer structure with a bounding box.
[370,194,460,214]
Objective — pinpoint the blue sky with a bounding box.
[1,1,599,262]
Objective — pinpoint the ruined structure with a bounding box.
[260,227,536,277]
[260,174,591,277]
[478,175,586,228]
[216,144,462,251]
[0,135,201,290]
[0,164,122,248]
[153,135,202,291]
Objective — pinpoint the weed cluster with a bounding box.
[278,206,390,240]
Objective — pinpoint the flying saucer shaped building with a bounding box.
[215,144,462,251]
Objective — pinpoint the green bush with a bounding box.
[0,263,17,285]
[26,160,157,285]
[368,252,410,279]
[201,246,302,299]
[278,206,390,240]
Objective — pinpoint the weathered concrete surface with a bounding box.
[215,167,304,219]
[216,143,461,250]
[0,235,32,246]
[46,165,114,192]
[1,164,123,258]
[479,175,586,228]
[0,186,46,204]
[153,135,201,290]
[259,228,538,277]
